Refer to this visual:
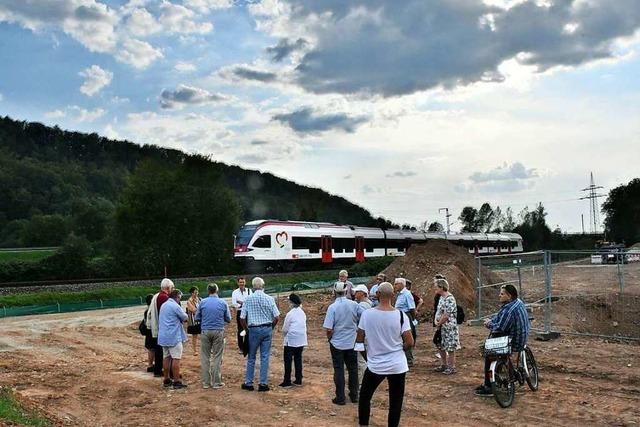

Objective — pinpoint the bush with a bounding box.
[348,256,394,277]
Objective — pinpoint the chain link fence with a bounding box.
[0,277,370,318]
[476,249,640,341]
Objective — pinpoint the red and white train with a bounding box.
[234,220,523,269]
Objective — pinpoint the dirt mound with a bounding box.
[379,240,479,320]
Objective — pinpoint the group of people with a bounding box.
[140,269,530,427]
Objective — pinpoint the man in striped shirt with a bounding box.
[475,284,530,397]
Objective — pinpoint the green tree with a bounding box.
[514,203,552,250]
[602,178,640,244]
[459,206,479,232]
[428,221,444,232]
[477,203,495,232]
[113,158,241,276]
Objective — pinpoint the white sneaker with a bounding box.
[212,383,225,389]
[203,384,211,389]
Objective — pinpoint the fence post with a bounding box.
[476,257,482,320]
[100,299,103,309]
[617,255,625,293]
[2,305,5,318]
[543,251,551,334]
[57,302,61,313]
[516,262,523,301]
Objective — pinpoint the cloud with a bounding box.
[386,171,417,178]
[273,107,368,134]
[69,106,106,122]
[362,184,381,195]
[456,161,538,193]
[343,174,352,180]
[121,111,230,154]
[124,7,161,37]
[78,65,113,96]
[115,38,163,69]
[0,92,3,101]
[219,64,278,83]
[255,0,640,97]
[235,153,269,164]
[175,61,197,72]
[158,1,213,35]
[469,162,537,183]
[183,0,234,13]
[160,84,228,109]
[44,109,66,119]
[266,37,307,62]
[250,139,270,146]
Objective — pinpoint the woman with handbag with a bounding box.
[186,286,202,355]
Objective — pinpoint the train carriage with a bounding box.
[234,220,523,270]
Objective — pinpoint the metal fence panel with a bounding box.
[548,250,639,340]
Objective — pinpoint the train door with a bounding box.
[355,236,365,262]
[274,231,290,260]
[321,235,333,263]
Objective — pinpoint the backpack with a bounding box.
[456,305,465,324]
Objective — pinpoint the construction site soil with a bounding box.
[0,243,638,426]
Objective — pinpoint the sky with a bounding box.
[1,0,639,233]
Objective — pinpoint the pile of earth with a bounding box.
[378,240,489,321]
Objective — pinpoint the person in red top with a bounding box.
[147,278,175,376]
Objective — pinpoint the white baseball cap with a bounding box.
[354,284,369,295]
[334,281,347,293]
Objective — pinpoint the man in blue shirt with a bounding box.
[240,277,280,392]
[323,281,364,405]
[393,278,417,367]
[475,284,530,397]
[158,289,188,389]
[196,283,231,389]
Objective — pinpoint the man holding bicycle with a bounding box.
[475,284,530,397]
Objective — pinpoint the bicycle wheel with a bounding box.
[491,360,515,408]
[524,347,539,391]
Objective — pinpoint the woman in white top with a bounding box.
[356,282,414,427]
[279,293,307,388]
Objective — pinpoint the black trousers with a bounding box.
[283,346,304,383]
[236,310,245,350]
[358,369,406,427]
[152,337,163,375]
[330,344,359,402]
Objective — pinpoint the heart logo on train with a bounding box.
[276,231,288,248]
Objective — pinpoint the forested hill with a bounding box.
[0,116,385,278]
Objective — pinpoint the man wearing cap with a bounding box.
[369,273,386,307]
[394,278,417,367]
[279,293,307,388]
[323,281,364,405]
[338,269,355,300]
[354,284,372,383]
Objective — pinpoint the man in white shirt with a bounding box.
[338,269,355,300]
[353,284,372,384]
[231,277,252,354]
[279,293,307,388]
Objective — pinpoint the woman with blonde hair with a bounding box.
[186,286,201,355]
[433,277,461,375]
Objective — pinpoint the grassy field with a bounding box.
[0,387,50,426]
[0,249,56,264]
[0,270,343,307]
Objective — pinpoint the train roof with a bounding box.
[241,220,522,240]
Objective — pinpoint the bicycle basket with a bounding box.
[484,336,511,356]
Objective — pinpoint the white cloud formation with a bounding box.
[44,109,66,119]
[79,65,113,96]
[469,162,538,183]
[115,38,163,69]
[175,61,197,72]
[69,105,106,122]
[273,107,368,134]
[125,7,161,37]
[386,171,417,178]
[160,84,229,109]
[250,0,640,97]
[183,0,234,14]
[159,1,213,35]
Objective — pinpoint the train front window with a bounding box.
[252,235,271,248]
[236,225,257,246]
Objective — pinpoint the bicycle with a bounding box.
[484,335,539,408]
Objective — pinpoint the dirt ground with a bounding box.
[1,291,638,427]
